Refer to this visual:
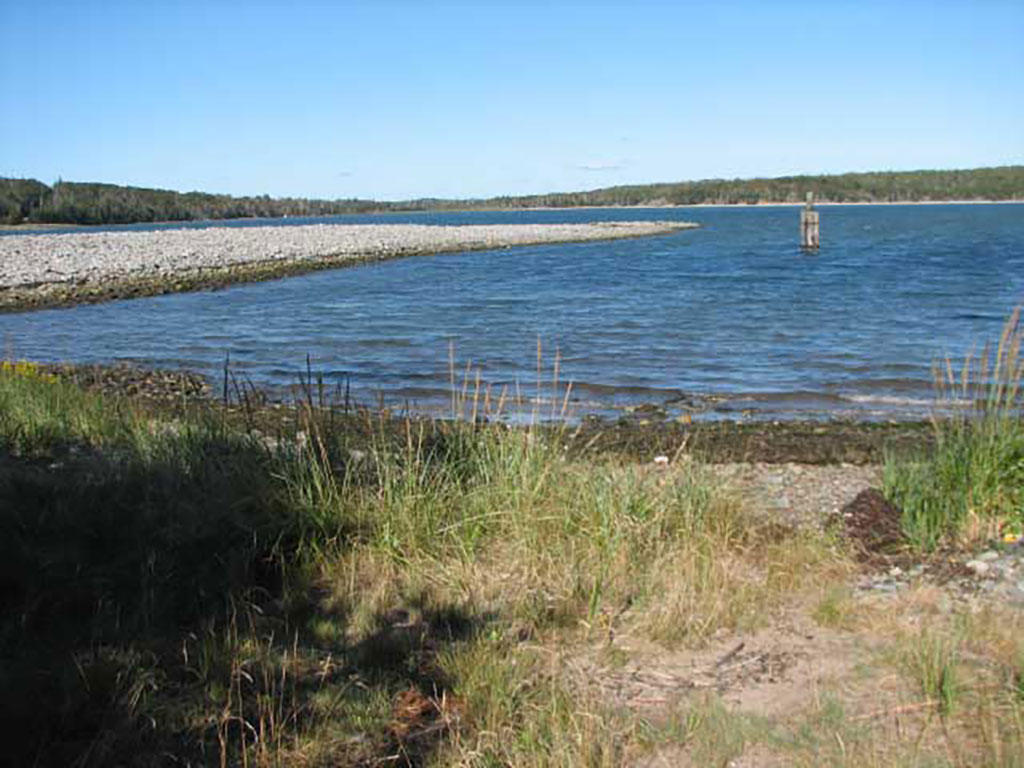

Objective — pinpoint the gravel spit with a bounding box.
[0,221,695,292]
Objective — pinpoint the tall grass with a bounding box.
[1,355,799,766]
[316,408,764,646]
[903,625,961,717]
[885,307,1024,550]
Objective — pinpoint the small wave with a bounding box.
[737,390,847,405]
[840,394,935,407]
[833,377,931,392]
[841,393,972,408]
[353,338,415,348]
[385,386,451,399]
[570,381,684,399]
[952,312,1004,321]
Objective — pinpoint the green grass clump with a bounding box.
[812,586,861,631]
[435,633,628,767]
[331,424,755,642]
[903,626,961,717]
[884,307,1024,551]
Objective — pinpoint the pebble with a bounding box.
[857,541,1024,604]
[951,544,1024,602]
[711,461,881,531]
[965,560,991,577]
[870,582,904,593]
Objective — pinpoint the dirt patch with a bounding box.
[576,610,876,722]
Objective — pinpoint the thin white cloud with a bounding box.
[575,161,623,172]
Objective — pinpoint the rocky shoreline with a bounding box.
[37,362,211,401]
[32,361,931,465]
[0,220,695,312]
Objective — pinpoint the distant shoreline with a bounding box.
[2,198,1021,232]
[0,221,85,232]
[517,199,1024,211]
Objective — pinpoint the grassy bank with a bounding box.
[4,354,1023,766]
[0,360,821,766]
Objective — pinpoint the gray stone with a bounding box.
[871,582,903,593]
[965,560,991,577]
[978,550,1001,562]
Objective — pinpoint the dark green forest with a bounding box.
[2,166,1022,226]
[0,179,395,225]
[493,166,1024,208]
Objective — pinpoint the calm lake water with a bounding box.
[2,205,1023,421]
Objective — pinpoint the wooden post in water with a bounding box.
[800,192,820,250]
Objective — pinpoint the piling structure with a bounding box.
[800,192,820,250]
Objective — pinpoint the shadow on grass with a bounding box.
[0,426,480,767]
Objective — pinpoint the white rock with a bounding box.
[965,560,991,576]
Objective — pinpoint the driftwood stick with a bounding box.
[717,654,766,676]
[716,641,746,667]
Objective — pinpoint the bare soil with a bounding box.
[579,459,1018,766]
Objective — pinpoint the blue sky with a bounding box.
[1,0,1021,200]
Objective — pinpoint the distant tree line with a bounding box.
[489,166,1024,208]
[2,166,1022,226]
[0,179,407,226]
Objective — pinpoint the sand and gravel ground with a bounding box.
[592,458,1024,766]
